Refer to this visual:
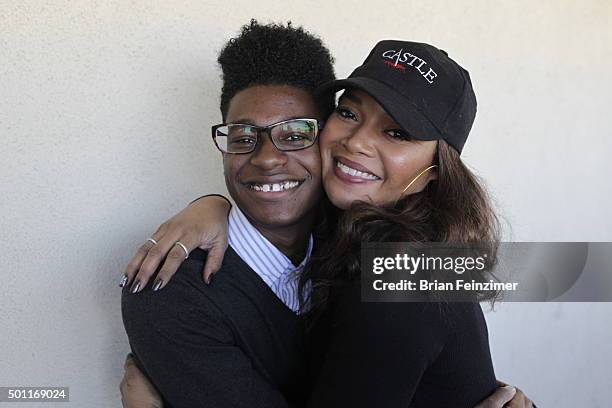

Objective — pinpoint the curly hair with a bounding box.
[218,20,336,120]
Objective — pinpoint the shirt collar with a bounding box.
[228,206,313,286]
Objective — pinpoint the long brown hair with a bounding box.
[299,140,501,321]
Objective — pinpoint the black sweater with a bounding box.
[123,248,496,407]
[122,247,308,408]
[306,281,497,408]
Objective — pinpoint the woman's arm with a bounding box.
[121,195,231,292]
[119,346,532,408]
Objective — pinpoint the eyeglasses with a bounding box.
[212,118,322,154]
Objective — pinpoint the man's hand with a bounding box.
[475,380,534,408]
[120,354,163,408]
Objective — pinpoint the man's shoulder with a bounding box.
[157,246,288,319]
[121,249,224,314]
[121,250,236,345]
[122,246,294,329]
[123,246,252,304]
[181,246,263,290]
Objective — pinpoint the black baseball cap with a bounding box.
[316,40,476,154]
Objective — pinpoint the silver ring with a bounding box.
[147,238,158,246]
[174,241,189,259]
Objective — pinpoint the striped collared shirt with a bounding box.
[228,206,313,313]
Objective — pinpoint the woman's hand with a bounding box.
[120,354,163,408]
[475,380,534,408]
[121,195,231,292]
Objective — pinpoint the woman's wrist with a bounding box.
[189,194,232,208]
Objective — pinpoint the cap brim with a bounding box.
[316,77,442,142]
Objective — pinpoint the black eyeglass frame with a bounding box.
[211,118,323,154]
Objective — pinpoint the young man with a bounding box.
[121,21,335,408]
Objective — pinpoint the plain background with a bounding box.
[1,1,611,406]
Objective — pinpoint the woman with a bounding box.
[121,40,534,407]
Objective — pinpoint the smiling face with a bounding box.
[223,85,322,230]
[320,89,438,209]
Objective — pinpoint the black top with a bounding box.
[122,247,308,408]
[306,281,497,407]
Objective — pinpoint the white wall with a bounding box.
[1,1,611,406]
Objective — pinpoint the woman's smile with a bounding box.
[333,157,381,183]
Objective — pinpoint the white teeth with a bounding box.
[250,181,301,192]
[336,161,379,180]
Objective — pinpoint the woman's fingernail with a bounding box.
[153,279,163,291]
[206,273,214,285]
[130,281,141,294]
[119,275,128,288]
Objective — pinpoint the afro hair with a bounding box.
[218,20,336,120]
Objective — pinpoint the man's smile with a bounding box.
[246,180,303,192]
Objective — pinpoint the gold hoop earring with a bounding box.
[398,164,438,200]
